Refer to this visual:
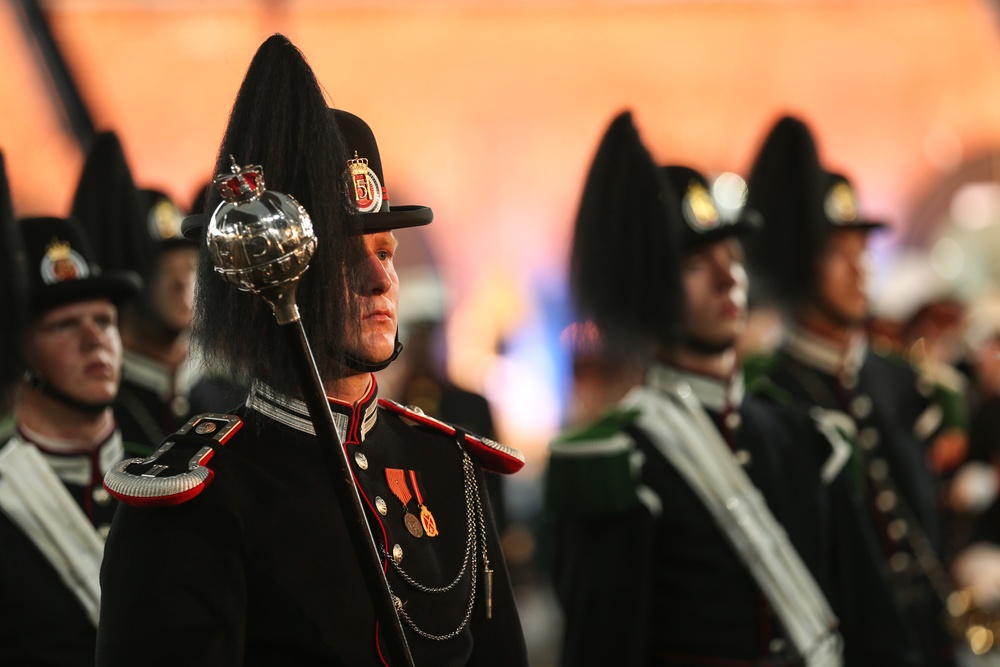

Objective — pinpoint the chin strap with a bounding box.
[23,370,113,414]
[342,339,404,373]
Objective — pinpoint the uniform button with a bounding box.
[917,377,934,397]
[869,459,889,481]
[888,519,908,541]
[355,452,369,470]
[375,496,387,515]
[858,427,880,451]
[724,412,742,430]
[392,544,403,563]
[769,638,786,654]
[675,382,692,399]
[92,486,111,505]
[171,395,190,418]
[890,552,910,573]
[97,524,112,539]
[734,450,752,466]
[840,374,857,390]
[851,395,872,419]
[876,490,897,513]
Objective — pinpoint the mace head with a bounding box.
[206,157,318,324]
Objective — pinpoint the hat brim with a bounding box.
[182,205,434,241]
[682,210,762,251]
[31,271,142,313]
[359,205,433,233]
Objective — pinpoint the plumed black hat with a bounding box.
[660,165,759,252]
[19,216,141,313]
[0,151,27,397]
[191,33,390,396]
[334,108,432,232]
[71,132,158,283]
[181,105,432,240]
[570,111,682,347]
[743,115,885,308]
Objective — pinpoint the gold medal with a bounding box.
[410,470,439,538]
[404,511,424,538]
[420,504,439,537]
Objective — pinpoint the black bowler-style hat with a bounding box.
[20,216,141,313]
[661,165,760,252]
[333,108,433,232]
[181,108,432,239]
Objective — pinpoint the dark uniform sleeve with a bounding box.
[96,498,248,667]
[552,507,654,667]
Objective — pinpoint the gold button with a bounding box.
[851,395,872,419]
[858,427,880,450]
[392,544,403,563]
[724,412,742,430]
[375,496,387,515]
[92,486,111,505]
[734,449,752,466]
[355,452,369,470]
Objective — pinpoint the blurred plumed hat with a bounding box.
[570,111,683,347]
[743,115,885,308]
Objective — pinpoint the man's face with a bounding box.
[26,298,123,405]
[680,237,748,353]
[814,228,871,327]
[149,246,198,334]
[346,231,400,365]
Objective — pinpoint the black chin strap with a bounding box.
[23,370,112,414]
[342,339,404,373]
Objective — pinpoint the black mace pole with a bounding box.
[206,163,415,667]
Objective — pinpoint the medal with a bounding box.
[385,468,423,538]
[409,470,439,538]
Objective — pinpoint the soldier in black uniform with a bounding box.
[71,134,244,456]
[545,112,917,666]
[742,115,955,666]
[96,35,528,667]
[0,211,140,665]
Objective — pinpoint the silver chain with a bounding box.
[383,450,489,641]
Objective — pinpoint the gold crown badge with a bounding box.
[45,238,72,262]
[348,151,369,177]
[685,180,720,230]
[825,181,859,224]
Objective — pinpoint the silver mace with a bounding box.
[206,158,415,667]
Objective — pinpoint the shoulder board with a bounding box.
[546,407,642,517]
[377,399,525,474]
[103,414,242,508]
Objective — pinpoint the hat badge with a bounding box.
[348,151,383,214]
[148,198,184,241]
[40,237,89,285]
[824,181,859,225]
[682,179,721,232]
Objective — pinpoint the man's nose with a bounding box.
[363,256,392,294]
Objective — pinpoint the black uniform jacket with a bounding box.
[97,377,528,667]
[0,428,121,667]
[762,327,949,666]
[547,364,920,667]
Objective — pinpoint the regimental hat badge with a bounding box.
[824,177,860,226]
[147,195,185,242]
[347,151,384,214]
[40,237,89,285]
[682,179,721,232]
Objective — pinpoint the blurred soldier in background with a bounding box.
[0,209,140,665]
[544,112,883,666]
[72,133,243,455]
[742,114,956,666]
